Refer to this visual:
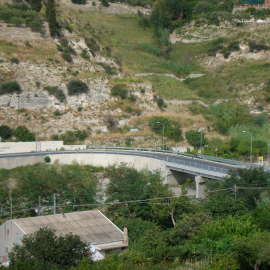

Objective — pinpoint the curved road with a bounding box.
[0,148,257,180]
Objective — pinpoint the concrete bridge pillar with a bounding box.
[195,175,205,199]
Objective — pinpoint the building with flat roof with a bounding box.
[0,210,128,264]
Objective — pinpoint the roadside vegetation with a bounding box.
[1,164,270,270]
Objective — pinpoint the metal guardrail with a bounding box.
[86,145,253,168]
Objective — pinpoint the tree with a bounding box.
[45,0,60,37]
[220,168,270,210]
[105,165,170,222]
[9,227,88,270]
[26,0,43,11]
[0,81,22,95]
[235,232,270,270]
[0,125,12,140]
[67,80,89,95]
[185,130,206,148]
[149,116,182,142]
[14,126,35,142]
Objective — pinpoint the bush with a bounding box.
[185,130,207,148]
[85,37,100,56]
[0,3,44,33]
[98,62,117,75]
[0,81,22,95]
[67,80,89,95]
[14,126,35,142]
[149,116,182,142]
[44,156,51,163]
[61,51,72,62]
[10,57,20,64]
[45,86,66,103]
[71,0,87,4]
[249,40,270,52]
[0,125,12,140]
[60,130,88,144]
[111,84,129,99]
[139,43,161,56]
[100,0,110,7]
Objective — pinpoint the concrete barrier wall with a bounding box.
[0,155,44,169]
[49,153,169,178]
[0,141,64,154]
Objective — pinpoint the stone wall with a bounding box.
[0,141,64,154]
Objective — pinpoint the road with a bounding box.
[0,147,258,180]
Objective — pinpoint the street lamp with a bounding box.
[198,128,204,152]
[242,130,253,163]
[156,121,165,150]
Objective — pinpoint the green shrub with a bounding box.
[85,37,100,56]
[61,51,72,62]
[0,3,44,33]
[14,126,35,142]
[185,130,206,148]
[149,116,182,142]
[209,102,252,134]
[0,81,22,95]
[80,49,90,60]
[100,0,110,7]
[71,0,87,4]
[0,125,12,140]
[44,156,51,163]
[154,96,167,110]
[111,84,129,99]
[60,130,88,144]
[249,41,270,52]
[139,43,161,56]
[45,86,66,103]
[98,62,117,75]
[10,57,20,64]
[45,0,60,37]
[67,80,89,95]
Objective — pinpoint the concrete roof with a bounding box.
[13,210,126,248]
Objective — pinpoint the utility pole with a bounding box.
[233,184,237,200]
[9,190,12,219]
[250,134,253,163]
[53,193,56,215]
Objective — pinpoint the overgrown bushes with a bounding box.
[0,3,44,33]
[185,129,207,148]
[45,86,66,102]
[0,81,22,95]
[111,84,129,99]
[13,126,35,141]
[71,0,87,4]
[53,130,89,144]
[149,116,182,142]
[0,125,12,140]
[67,80,89,95]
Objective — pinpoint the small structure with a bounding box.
[235,0,270,10]
[0,210,128,264]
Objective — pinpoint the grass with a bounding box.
[145,75,197,100]
[69,10,201,76]
[185,60,270,100]
[0,40,17,54]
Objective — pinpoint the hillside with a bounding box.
[1,0,270,159]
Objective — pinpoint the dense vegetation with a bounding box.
[67,80,89,95]
[0,125,35,142]
[149,116,182,143]
[1,164,270,270]
[0,81,22,96]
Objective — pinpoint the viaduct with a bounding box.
[0,146,258,198]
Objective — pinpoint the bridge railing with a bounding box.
[86,145,258,168]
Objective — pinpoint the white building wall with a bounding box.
[0,221,25,263]
[0,141,64,154]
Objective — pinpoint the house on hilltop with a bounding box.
[0,210,128,264]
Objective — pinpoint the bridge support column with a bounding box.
[195,175,205,199]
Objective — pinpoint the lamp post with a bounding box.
[156,121,165,150]
[198,128,204,153]
[242,130,253,163]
